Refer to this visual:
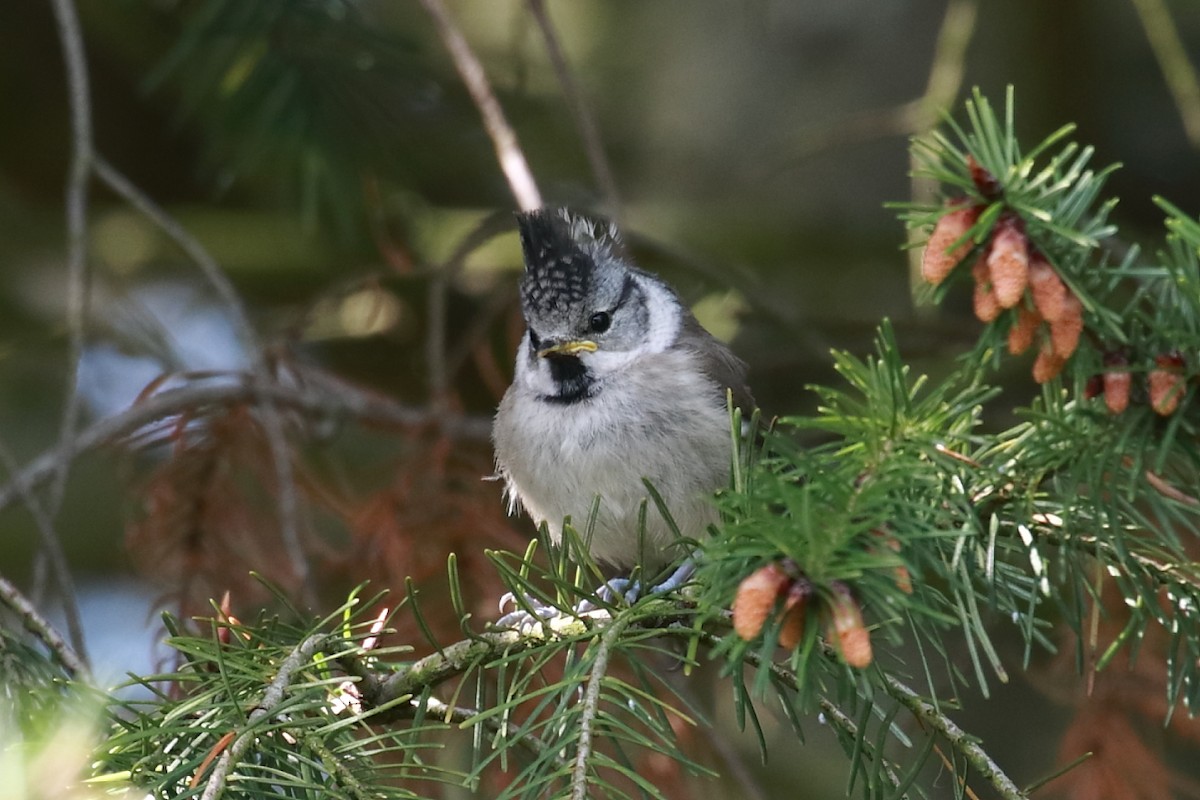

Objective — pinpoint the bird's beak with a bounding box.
[537,340,598,358]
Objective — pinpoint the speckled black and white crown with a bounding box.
[516,208,620,317]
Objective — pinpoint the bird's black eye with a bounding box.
[589,311,611,333]
[528,328,541,349]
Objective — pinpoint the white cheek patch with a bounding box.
[515,337,553,395]
[635,276,682,354]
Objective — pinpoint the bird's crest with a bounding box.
[515,208,620,316]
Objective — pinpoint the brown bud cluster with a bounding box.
[731,562,791,642]
[922,205,979,286]
[1150,353,1186,416]
[1102,353,1131,416]
[987,219,1029,309]
[827,582,872,669]
[731,563,874,668]
[869,528,912,595]
[1007,307,1041,356]
[1087,351,1191,417]
[920,201,1089,384]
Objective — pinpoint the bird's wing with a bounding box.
[677,312,756,416]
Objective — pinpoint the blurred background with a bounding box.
[1,0,1199,796]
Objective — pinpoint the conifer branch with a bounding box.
[197,633,334,800]
[878,671,1026,799]
[0,574,89,680]
[571,615,632,800]
[816,698,905,793]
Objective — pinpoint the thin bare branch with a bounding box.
[916,0,980,129]
[0,436,88,667]
[256,386,313,606]
[526,0,621,219]
[0,574,89,680]
[817,698,904,793]
[0,373,492,520]
[879,671,1026,799]
[47,0,93,514]
[418,0,543,211]
[92,156,255,349]
[778,0,977,170]
[1129,0,1200,147]
[42,0,95,661]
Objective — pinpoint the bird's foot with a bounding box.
[494,560,697,634]
[648,559,695,595]
[575,577,641,613]
[495,591,561,631]
[495,590,615,635]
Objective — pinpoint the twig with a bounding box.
[47,0,94,514]
[92,156,255,347]
[817,698,905,794]
[0,574,89,680]
[697,629,1015,799]
[256,387,313,606]
[418,0,543,211]
[571,615,631,800]
[199,633,331,800]
[776,0,976,171]
[916,0,979,130]
[373,628,528,708]
[45,0,94,662]
[427,267,450,411]
[879,671,1026,799]
[1129,0,1200,147]
[0,436,88,667]
[0,374,493,519]
[526,0,621,219]
[418,694,566,767]
[931,743,984,800]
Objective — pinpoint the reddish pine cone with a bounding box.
[1028,254,1071,323]
[922,205,979,286]
[733,562,791,641]
[1149,354,1186,416]
[1033,341,1067,383]
[778,581,812,650]
[826,583,872,669]
[1104,370,1131,415]
[1102,354,1131,415]
[1049,295,1084,358]
[972,258,1002,322]
[1008,307,1042,356]
[987,220,1030,309]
